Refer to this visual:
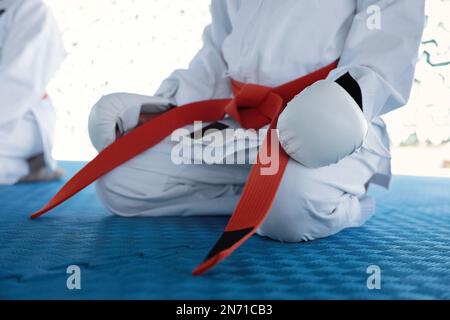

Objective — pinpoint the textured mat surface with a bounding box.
[0,161,449,299]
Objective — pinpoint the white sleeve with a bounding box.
[326,0,425,121]
[0,0,66,127]
[154,0,232,105]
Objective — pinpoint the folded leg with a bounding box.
[257,147,382,242]
[96,136,251,217]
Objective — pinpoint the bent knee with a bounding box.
[257,166,350,242]
[256,203,341,243]
[95,160,171,217]
[95,170,139,217]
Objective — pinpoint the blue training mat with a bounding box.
[0,161,449,299]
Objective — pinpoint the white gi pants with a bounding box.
[0,111,43,185]
[0,99,56,185]
[95,120,387,243]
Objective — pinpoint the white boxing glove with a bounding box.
[277,73,368,168]
[88,93,173,152]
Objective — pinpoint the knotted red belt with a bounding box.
[31,60,338,275]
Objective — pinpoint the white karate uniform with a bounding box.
[0,0,65,185]
[96,0,425,242]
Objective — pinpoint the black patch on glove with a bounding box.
[0,9,5,16]
[335,72,363,111]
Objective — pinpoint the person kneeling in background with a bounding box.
[0,0,66,185]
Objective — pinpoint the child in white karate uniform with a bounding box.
[88,0,425,242]
[0,0,65,185]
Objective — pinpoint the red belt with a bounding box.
[31,60,338,275]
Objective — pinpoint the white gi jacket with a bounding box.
[155,0,425,188]
[0,0,65,184]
